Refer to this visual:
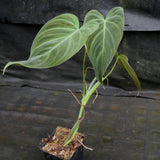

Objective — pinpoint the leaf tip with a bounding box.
[3,62,21,75]
[137,90,140,97]
[3,63,9,75]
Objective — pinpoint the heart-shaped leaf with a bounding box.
[118,54,141,93]
[84,7,124,82]
[3,13,98,74]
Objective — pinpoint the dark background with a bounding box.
[0,1,160,160]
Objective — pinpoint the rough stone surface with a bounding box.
[0,0,160,30]
[0,85,160,160]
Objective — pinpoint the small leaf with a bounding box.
[84,7,124,82]
[118,54,141,94]
[3,13,98,74]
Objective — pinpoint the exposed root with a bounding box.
[67,89,82,106]
[106,77,109,86]
[79,89,83,96]
[85,67,94,78]
[78,110,85,122]
[85,67,94,91]
[92,89,98,104]
[76,138,93,151]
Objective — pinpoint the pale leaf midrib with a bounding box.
[30,28,80,59]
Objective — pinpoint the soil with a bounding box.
[41,126,84,160]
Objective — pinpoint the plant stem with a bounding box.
[82,45,87,97]
[63,51,119,146]
[63,120,80,146]
[63,45,88,146]
[82,57,119,105]
[87,77,97,92]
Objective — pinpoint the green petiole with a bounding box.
[63,48,119,146]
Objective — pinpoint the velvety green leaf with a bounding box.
[3,13,98,74]
[118,54,141,93]
[84,7,124,82]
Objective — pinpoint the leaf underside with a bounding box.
[84,7,124,82]
[3,13,98,74]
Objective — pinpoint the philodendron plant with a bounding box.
[3,7,141,146]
